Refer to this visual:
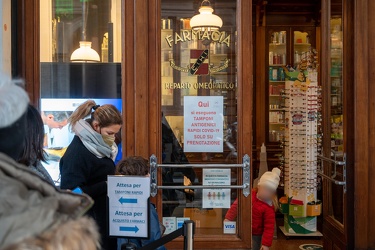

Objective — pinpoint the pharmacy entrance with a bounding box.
[154,1,253,248]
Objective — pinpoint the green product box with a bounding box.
[284,215,317,234]
[284,70,308,81]
[289,204,305,217]
[279,203,289,214]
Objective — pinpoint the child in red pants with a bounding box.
[225,168,280,250]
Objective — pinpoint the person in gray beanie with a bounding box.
[0,73,29,160]
[0,73,99,250]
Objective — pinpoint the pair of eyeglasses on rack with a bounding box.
[307,187,317,193]
[290,160,306,165]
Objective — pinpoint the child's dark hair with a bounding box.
[116,156,149,176]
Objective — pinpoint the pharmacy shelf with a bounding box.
[294,43,311,46]
[269,43,287,46]
[269,64,286,67]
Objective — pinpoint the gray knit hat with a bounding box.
[0,73,29,129]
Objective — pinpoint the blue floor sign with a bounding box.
[108,176,150,238]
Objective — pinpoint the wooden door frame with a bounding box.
[321,0,354,249]
[353,0,375,248]
[14,0,40,108]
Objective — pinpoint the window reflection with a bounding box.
[39,0,122,99]
[328,0,344,224]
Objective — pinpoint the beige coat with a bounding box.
[0,153,94,249]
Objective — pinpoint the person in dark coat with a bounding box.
[60,100,122,250]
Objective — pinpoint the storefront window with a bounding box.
[39,0,122,185]
[160,0,238,236]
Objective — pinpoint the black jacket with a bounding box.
[60,136,116,250]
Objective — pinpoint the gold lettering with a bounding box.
[211,31,221,42]
[165,81,235,90]
[221,34,231,47]
[166,30,231,47]
[219,32,226,42]
[175,33,184,44]
[165,35,173,47]
[165,83,172,89]
[201,30,210,40]
[191,30,201,40]
[182,30,191,41]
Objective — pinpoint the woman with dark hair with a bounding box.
[18,105,54,185]
[60,100,122,250]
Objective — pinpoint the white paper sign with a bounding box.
[107,176,150,238]
[184,96,224,152]
[162,217,176,235]
[202,169,231,208]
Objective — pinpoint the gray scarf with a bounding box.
[73,120,115,159]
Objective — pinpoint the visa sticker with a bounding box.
[223,221,236,234]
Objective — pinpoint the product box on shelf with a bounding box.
[284,69,308,81]
[284,215,317,234]
[306,204,322,217]
[279,203,289,214]
[289,204,305,217]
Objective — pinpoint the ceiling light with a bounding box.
[190,0,223,31]
[70,41,100,62]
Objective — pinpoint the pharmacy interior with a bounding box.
[14,0,375,249]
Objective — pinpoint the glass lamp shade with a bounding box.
[70,41,100,62]
[190,4,223,31]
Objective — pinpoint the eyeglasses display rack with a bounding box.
[278,49,323,237]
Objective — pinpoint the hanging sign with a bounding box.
[107,176,150,238]
[183,96,224,152]
[202,168,231,208]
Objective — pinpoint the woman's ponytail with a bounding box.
[68,100,97,129]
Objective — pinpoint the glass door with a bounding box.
[321,0,354,248]
[160,0,251,248]
[327,15,344,223]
